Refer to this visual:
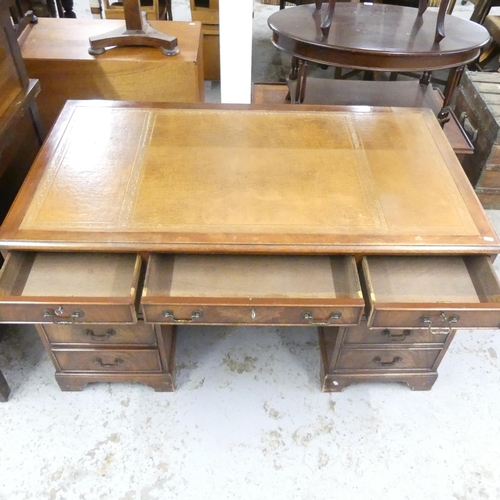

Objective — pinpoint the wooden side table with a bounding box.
[268,4,490,124]
[19,19,204,131]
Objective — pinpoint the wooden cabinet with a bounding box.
[319,322,454,392]
[18,19,204,131]
[0,5,43,223]
[1,101,499,393]
[189,0,219,80]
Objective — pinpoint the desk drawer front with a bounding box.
[344,324,449,345]
[337,348,441,371]
[53,349,162,372]
[42,323,157,346]
[142,254,364,325]
[361,255,500,329]
[0,252,141,324]
[143,304,361,326]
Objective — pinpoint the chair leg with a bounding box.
[165,0,172,20]
[280,0,286,9]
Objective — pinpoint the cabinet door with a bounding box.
[0,252,142,324]
[361,255,500,330]
[141,254,364,326]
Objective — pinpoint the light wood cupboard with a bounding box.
[18,19,204,131]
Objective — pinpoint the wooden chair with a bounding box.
[279,0,330,10]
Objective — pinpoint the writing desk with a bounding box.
[1,101,499,392]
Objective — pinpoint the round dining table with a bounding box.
[268,3,490,123]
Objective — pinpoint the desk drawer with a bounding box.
[141,254,364,326]
[52,348,162,372]
[344,323,449,345]
[361,256,500,330]
[41,323,157,346]
[337,347,441,371]
[0,252,141,324]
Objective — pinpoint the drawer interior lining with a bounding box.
[3,253,138,298]
[147,254,360,299]
[366,256,491,303]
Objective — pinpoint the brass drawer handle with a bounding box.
[162,310,203,323]
[302,311,342,326]
[93,357,124,367]
[419,313,459,335]
[382,329,412,342]
[83,328,116,342]
[372,356,402,367]
[43,307,84,325]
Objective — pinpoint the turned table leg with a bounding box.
[438,65,465,126]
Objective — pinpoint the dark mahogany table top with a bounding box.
[268,4,490,71]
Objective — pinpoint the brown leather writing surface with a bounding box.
[1,102,497,254]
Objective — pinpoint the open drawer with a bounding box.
[0,252,141,324]
[361,255,500,330]
[141,254,364,326]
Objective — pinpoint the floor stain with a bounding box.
[488,347,497,359]
[261,429,285,451]
[318,450,330,469]
[222,354,257,374]
[109,433,121,443]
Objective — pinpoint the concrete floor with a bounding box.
[2,1,500,499]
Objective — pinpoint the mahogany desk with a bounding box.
[1,101,500,393]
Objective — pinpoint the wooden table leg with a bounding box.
[0,370,11,402]
[293,59,308,103]
[438,65,465,126]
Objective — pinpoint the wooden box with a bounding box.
[18,19,204,131]
[454,71,500,208]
